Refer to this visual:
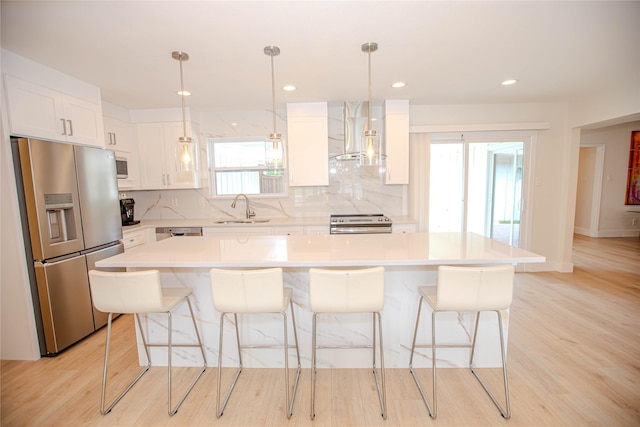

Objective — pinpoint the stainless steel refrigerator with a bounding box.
[12,137,124,356]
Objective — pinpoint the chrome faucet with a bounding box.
[231,193,255,219]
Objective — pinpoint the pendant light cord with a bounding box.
[179,56,188,138]
[367,47,372,132]
[270,51,277,135]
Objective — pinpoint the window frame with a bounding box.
[207,136,288,198]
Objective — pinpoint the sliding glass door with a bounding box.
[429,133,528,247]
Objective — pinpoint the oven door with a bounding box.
[330,225,393,234]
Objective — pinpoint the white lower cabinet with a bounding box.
[136,122,201,190]
[203,227,272,236]
[122,228,156,252]
[270,226,304,235]
[392,223,416,233]
[203,225,305,236]
[4,75,105,148]
[303,225,329,235]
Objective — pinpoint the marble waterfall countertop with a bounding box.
[95,232,543,369]
[98,232,544,269]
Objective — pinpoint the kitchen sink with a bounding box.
[213,219,271,224]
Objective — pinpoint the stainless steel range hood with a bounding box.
[330,101,372,162]
[328,101,386,173]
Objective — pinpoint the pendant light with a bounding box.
[360,42,382,167]
[264,45,285,170]
[172,50,197,173]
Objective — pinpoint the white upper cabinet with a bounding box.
[103,116,132,152]
[135,121,201,190]
[4,75,104,148]
[384,100,410,185]
[287,102,329,187]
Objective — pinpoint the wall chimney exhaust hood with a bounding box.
[329,101,385,172]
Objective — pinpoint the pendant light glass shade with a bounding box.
[360,42,382,167]
[264,46,285,170]
[172,51,197,173]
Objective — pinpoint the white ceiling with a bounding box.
[1,1,639,113]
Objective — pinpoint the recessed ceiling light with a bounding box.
[501,79,518,86]
[231,122,238,126]
[283,85,296,91]
[391,81,406,88]
[177,90,191,96]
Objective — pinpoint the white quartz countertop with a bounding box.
[98,232,544,268]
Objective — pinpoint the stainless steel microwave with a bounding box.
[115,157,128,179]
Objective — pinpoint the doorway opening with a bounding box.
[428,132,533,247]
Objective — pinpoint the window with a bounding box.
[208,137,287,196]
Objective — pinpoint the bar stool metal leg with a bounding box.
[217,306,301,418]
[373,312,387,419]
[310,311,386,420]
[310,313,318,420]
[100,313,151,415]
[165,297,207,416]
[469,311,511,419]
[284,302,302,418]
[408,295,436,418]
[216,312,242,417]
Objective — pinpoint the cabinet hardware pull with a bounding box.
[113,132,117,145]
[61,118,67,135]
[67,120,73,136]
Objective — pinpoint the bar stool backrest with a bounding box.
[210,267,284,313]
[436,265,514,311]
[309,266,385,313]
[88,270,165,314]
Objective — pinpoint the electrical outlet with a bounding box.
[171,197,178,207]
[632,218,638,226]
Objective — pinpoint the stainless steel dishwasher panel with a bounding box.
[155,227,202,241]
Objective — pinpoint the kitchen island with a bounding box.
[96,232,544,368]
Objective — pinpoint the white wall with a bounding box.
[0,62,41,360]
[581,121,640,237]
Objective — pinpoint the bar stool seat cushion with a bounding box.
[431,265,514,311]
[210,268,286,313]
[309,267,384,313]
[90,270,192,314]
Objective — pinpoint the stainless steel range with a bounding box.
[330,214,393,234]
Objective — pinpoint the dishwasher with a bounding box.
[155,226,203,241]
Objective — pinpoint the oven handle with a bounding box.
[330,226,392,234]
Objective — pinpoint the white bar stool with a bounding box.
[408,264,515,419]
[88,270,206,416]
[309,266,387,420]
[209,267,301,418]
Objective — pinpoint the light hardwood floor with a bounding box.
[2,235,639,426]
